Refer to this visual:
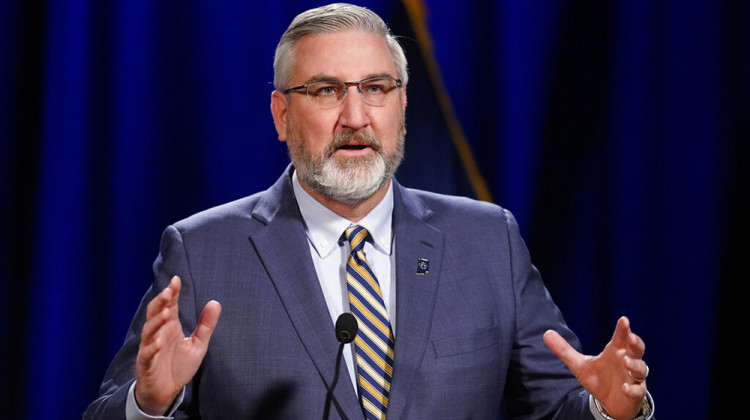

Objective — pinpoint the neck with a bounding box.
[297,178,391,223]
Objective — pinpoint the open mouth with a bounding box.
[338,143,369,151]
[326,131,382,157]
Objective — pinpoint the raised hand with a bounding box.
[134,276,222,415]
[543,316,649,420]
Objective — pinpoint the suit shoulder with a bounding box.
[405,187,514,224]
[170,192,263,235]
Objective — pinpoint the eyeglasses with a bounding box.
[283,76,403,107]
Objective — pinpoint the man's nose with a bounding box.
[338,84,370,130]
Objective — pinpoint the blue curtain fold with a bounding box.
[1,0,747,418]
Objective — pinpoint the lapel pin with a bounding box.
[416,258,429,275]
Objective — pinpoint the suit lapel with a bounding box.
[248,168,362,419]
[246,172,444,419]
[386,182,444,419]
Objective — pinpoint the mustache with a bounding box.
[323,130,383,158]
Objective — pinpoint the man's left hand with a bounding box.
[543,316,649,420]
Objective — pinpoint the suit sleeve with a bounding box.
[83,225,200,419]
[500,209,595,420]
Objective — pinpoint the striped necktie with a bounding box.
[344,225,395,420]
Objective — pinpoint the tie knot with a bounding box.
[345,225,369,253]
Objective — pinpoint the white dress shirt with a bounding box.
[291,170,396,390]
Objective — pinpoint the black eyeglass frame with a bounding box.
[282,76,403,106]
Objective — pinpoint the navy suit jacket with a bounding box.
[85,167,593,419]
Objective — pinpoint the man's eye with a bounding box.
[311,85,339,96]
[364,84,385,94]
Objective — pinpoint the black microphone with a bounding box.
[323,313,358,420]
[335,312,358,345]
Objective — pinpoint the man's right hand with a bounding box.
[134,276,222,415]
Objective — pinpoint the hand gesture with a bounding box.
[544,316,649,420]
[134,276,222,415]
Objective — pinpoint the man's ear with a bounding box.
[270,90,289,142]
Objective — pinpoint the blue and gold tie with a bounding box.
[345,225,394,420]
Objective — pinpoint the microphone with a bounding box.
[323,313,358,420]
[335,312,358,344]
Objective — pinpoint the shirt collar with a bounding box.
[292,170,394,259]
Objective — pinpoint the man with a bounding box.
[85,3,653,419]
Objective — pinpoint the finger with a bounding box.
[165,276,181,306]
[138,328,168,365]
[610,316,632,347]
[624,356,649,381]
[627,331,646,358]
[543,330,584,372]
[146,276,181,320]
[192,300,222,346]
[623,355,648,375]
[622,382,647,400]
[138,338,160,364]
[140,306,174,345]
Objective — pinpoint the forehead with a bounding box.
[292,30,396,82]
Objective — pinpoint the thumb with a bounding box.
[543,330,583,373]
[192,300,222,345]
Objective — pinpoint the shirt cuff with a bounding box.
[125,381,185,420]
[589,392,655,420]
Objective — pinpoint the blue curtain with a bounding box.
[1,0,747,418]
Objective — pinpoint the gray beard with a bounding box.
[288,129,404,204]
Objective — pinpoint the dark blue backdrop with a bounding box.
[1,0,748,418]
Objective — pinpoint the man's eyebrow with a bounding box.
[362,72,396,80]
[303,73,397,84]
[304,75,340,84]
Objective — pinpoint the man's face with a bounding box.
[271,30,407,204]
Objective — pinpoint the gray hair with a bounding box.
[273,3,409,91]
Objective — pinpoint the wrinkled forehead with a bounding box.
[291,30,397,83]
